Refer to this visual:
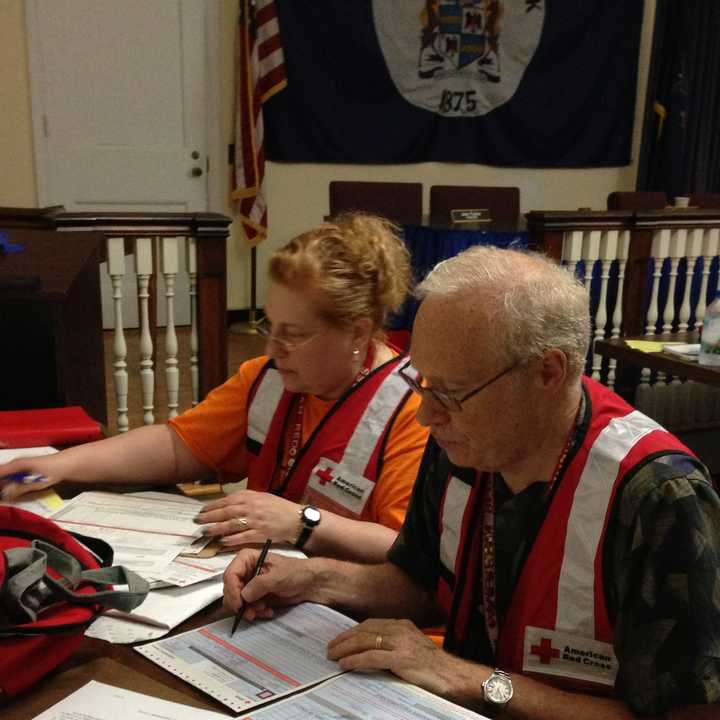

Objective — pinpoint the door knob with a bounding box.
[191,167,203,177]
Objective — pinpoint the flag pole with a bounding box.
[229,246,260,335]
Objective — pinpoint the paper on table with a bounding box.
[51,491,204,541]
[157,544,307,588]
[625,339,686,353]
[31,679,229,720]
[0,445,58,464]
[4,488,64,518]
[57,521,186,578]
[85,577,224,643]
[135,603,357,713]
[240,671,490,720]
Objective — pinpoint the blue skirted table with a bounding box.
[389,221,529,338]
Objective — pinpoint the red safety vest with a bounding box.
[245,356,415,519]
[437,377,697,694]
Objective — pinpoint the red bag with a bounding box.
[0,506,148,699]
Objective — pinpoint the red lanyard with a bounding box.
[277,344,375,485]
[480,415,577,655]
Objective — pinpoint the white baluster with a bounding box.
[162,237,180,419]
[607,230,630,389]
[591,231,618,382]
[562,230,584,279]
[680,228,703,332]
[663,228,686,334]
[697,228,720,326]
[134,237,155,425]
[663,229,688,427]
[186,237,199,406]
[582,230,601,377]
[646,229,671,335]
[107,237,129,433]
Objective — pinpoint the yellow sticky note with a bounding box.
[625,340,685,353]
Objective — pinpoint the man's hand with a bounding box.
[223,548,317,621]
[196,490,302,547]
[327,618,483,704]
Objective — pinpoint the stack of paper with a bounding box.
[663,343,700,361]
[134,602,491,719]
[34,675,491,720]
[46,490,232,643]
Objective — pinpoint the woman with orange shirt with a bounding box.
[0,214,428,563]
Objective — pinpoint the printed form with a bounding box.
[240,671,491,720]
[135,603,357,713]
[49,491,208,576]
[31,680,229,720]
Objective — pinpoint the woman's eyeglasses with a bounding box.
[398,359,524,412]
[255,317,319,352]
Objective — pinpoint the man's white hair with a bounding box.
[415,246,591,378]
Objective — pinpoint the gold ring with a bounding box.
[233,517,250,531]
[375,633,383,650]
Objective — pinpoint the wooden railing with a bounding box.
[0,207,232,430]
[528,208,720,430]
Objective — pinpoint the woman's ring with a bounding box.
[375,633,383,650]
[233,517,250,531]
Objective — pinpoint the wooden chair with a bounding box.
[328,181,422,225]
[606,191,668,210]
[690,193,720,209]
[429,185,519,226]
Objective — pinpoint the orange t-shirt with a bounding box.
[169,356,429,531]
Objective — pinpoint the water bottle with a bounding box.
[699,290,720,366]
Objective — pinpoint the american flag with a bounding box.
[232,0,286,245]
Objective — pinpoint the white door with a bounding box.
[26,0,214,327]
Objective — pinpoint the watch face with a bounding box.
[485,674,513,704]
[303,506,321,526]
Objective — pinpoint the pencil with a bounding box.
[230,538,272,637]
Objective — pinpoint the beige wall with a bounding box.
[3,0,655,310]
[0,0,37,206]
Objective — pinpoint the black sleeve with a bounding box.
[387,437,448,590]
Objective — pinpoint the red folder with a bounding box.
[0,406,103,448]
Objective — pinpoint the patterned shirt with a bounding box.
[388,389,720,716]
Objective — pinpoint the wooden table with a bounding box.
[3,597,231,720]
[594,333,720,388]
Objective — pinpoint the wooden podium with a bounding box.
[0,228,106,424]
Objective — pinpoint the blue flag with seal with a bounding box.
[264,0,644,167]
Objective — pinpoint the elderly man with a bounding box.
[224,247,720,718]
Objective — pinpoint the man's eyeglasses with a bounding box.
[255,316,319,352]
[398,358,524,412]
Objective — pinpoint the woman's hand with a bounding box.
[0,455,65,501]
[196,489,302,546]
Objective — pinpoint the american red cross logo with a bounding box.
[531,637,560,665]
[315,466,335,486]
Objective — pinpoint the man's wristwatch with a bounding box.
[481,668,513,716]
[294,505,321,550]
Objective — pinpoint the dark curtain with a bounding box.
[637,1,720,197]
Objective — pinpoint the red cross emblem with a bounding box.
[531,637,560,665]
[315,466,335,486]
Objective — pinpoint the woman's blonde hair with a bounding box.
[269,213,412,334]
